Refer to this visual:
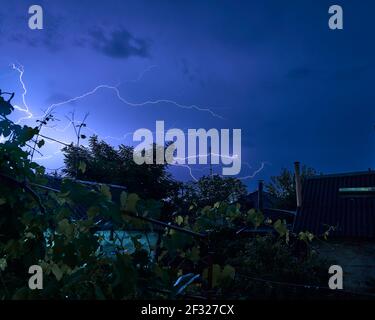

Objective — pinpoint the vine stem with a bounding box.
[0,173,46,214]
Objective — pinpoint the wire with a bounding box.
[38,134,71,147]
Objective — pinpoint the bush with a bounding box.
[0,91,329,300]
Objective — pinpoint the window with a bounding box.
[339,187,375,198]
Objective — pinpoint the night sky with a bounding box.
[0,0,374,190]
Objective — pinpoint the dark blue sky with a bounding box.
[0,0,374,189]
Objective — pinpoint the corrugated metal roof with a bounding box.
[293,171,375,238]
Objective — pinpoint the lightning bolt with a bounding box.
[237,162,266,180]
[11,62,223,128]
[170,163,199,182]
[6,63,267,183]
[33,150,63,161]
[41,84,223,120]
[8,63,198,161]
[123,65,158,83]
[11,64,33,124]
[172,161,267,182]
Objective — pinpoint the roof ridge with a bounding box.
[306,170,375,179]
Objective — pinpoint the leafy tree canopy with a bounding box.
[266,165,317,210]
[62,136,179,201]
[181,174,248,209]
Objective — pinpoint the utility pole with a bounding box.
[209,146,213,178]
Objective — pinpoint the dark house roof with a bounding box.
[293,171,375,238]
[241,190,277,210]
[45,175,127,194]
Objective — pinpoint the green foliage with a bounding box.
[298,231,314,243]
[273,219,289,240]
[182,175,247,209]
[247,209,264,228]
[62,136,179,201]
[202,264,235,288]
[0,92,330,300]
[220,235,329,298]
[78,161,86,174]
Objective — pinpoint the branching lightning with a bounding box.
[123,65,158,83]
[5,62,267,182]
[42,84,224,120]
[11,64,33,124]
[237,162,266,180]
[171,160,267,181]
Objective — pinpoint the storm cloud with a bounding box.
[87,27,150,59]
